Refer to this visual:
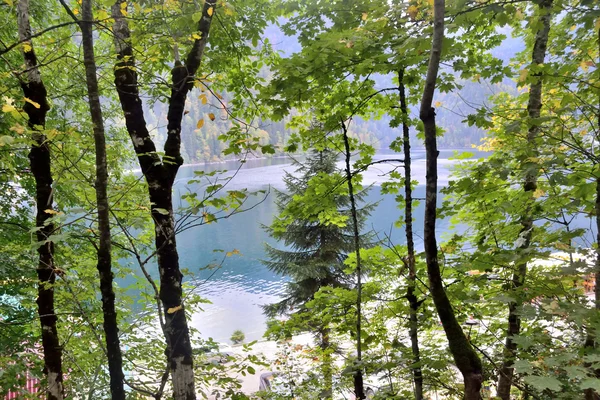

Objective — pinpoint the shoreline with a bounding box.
[124,148,477,175]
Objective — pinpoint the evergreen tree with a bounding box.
[263,148,374,398]
[263,148,374,317]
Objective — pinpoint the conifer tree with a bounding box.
[263,147,374,397]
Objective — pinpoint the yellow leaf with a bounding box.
[197,119,204,128]
[518,69,528,83]
[199,93,207,104]
[467,270,482,276]
[407,5,418,20]
[434,101,442,108]
[22,42,32,53]
[73,7,79,15]
[232,249,240,255]
[226,251,233,257]
[3,0,14,7]
[361,12,367,21]
[9,124,25,134]
[202,211,213,224]
[24,98,40,109]
[208,113,215,121]
[97,9,109,20]
[533,188,545,198]
[120,2,127,16]
[515,9,523,20]
[2,104,16,113]
[580,60,594,72]
[207,6,213,16]
[224,6,234,16]
[167,305,182,314]
[44,209,59,214]
[215,91,223,99]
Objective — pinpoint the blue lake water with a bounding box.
[128,150,469,342]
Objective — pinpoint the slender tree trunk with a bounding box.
[78,1,125,398]
[341,122,365,400]
[16,1,64,398]
[497,2,552,398]
[583,27,600,400]
[399,69,424,400]
[320,326,333,400]
[111,1,215,398]
[419,1,483,399]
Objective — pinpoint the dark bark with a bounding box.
[583,27,600,400]
[78,1,125,398]
[341,122,365,400]
[17,1,64,398]
[497,2,552,398]
[419,1,483,399]
[111,1,215,398]
[399,69,423,400]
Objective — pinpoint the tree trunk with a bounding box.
[111,1,215,398]
[419,1,483,399]
[399,69,424,400]
[341,122,365,400]
[17,1,64,399]
[583,27,600,400]
[497,2,552,398]
[78,1,125,398]
[320,327,333,400]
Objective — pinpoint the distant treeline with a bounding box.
[144,79,514,163]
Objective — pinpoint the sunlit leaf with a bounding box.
[167,305,182,314]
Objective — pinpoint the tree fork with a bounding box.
[111,0,215,398]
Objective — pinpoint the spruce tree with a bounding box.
[263,148,374,398]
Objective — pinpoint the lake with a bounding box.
[129,149,470,343]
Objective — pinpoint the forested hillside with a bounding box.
[143,33,519,164]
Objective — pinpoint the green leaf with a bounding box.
[580,379,600,392]
[523,375,562,392]
[0,135,14,146]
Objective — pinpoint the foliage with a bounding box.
[0,0,599,398]
[231,329,246,344]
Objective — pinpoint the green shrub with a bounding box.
[230,329,245,344]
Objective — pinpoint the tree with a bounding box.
[264,146,373,398]
[496,1,553,397]
[420,0,485,398]
[75,0,125,397]
[399,68,424,400]
[109,1,216,397]
[15,0,65,398]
